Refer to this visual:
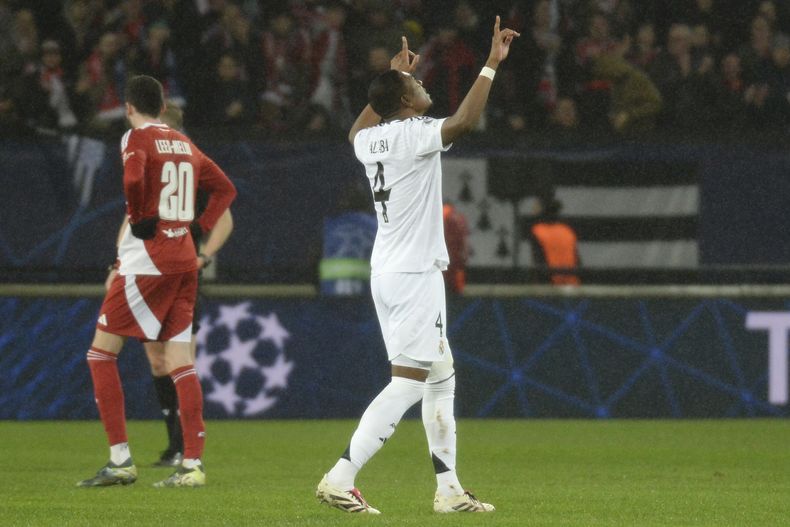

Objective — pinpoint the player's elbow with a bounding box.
[224,182,238,204]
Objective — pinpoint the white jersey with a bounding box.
[353,116,451,275]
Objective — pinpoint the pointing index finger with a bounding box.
[494,15,500,34]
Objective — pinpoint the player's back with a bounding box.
[353,117,450,275]
[119,123,204,276]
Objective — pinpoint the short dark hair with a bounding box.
[368,70,407,119]
[125,75,164,117]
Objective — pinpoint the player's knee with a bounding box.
[144,342,168,375]
[149,361,168,376]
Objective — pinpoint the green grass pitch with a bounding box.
[1,419,789,526]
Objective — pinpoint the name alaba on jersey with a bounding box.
[119,122,236,275]
[353,116,452,275]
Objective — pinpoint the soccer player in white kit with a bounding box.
[316,16,519,514]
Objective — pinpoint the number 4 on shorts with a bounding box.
[435,313,443,338]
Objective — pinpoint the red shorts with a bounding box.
[97,271,198,342]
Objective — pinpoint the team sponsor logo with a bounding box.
[162,227,189,238]
[195,302,294,417]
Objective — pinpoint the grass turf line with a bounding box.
[1,419,789,526]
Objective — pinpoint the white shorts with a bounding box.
[371,266,451,362]
[392,354,455,383]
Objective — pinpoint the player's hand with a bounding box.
[130,216,159,240]
[486,16,520,67]
[390,36,420,74]
[197,253,213,270]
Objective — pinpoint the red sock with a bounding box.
[87,347,127,445]
[171,365,205,460]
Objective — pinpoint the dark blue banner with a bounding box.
[2,139,789,283]
[2,295,789,420]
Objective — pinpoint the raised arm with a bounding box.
[441,16,519,146]
[348,36,421,143]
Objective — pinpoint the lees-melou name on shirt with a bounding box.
[155,139,193,155]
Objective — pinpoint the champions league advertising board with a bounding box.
[3,295,790,420]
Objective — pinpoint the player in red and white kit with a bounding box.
[77,75,237,488]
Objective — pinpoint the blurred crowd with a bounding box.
[1,0,788,142]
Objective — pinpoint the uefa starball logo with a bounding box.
[194,302,294,416]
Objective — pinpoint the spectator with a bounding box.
[742,80,773,130]
[757,1,779,31]
[129,21,186,108]
[19,39,79,133]
[548,96,581,132]
[417,19,477,116]
[525,0,564,118]
[105,0,148,48]
[309,2,351,128]
[59,0,106,73]
[592,38,662,135]
[691,23,714,58]
[450,0,488,57]
[575,11,618,67]
[738,15,774,83]
[0,0,787,142]
[345,2,403,85]
[259,9,312,133]
[200,2,263,92]
[295,103,345,139]
[527,197,581,286]
[573,11,619,130]
[648,23,715,132]
[713,52,749,133]
[9,9,39,75]
[608,0,637,37]
[349,44,391,111]
[681,0,726,50]
[540,95,590,149]
[626,22,660,69]
[75,31,129,136]
[205,53,257,127]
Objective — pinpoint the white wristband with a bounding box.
[479,66,496,80]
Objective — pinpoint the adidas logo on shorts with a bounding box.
[98,314,108,326]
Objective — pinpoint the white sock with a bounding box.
[423,374,463,497]
[327,376,425,489]
[109,442,130,465]
[182,458,201,469]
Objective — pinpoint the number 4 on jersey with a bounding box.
[373,162,391,223]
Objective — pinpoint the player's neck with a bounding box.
[129,114,163,129]
[383,108,421,123]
